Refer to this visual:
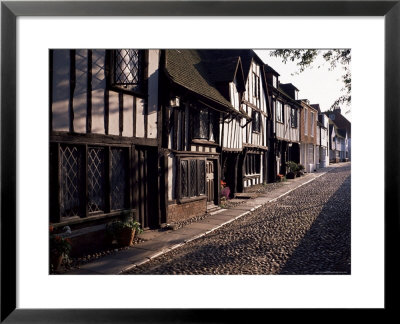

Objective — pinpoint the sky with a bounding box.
[255,50,351,122]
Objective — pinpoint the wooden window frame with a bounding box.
[191,106,219,143]
[107,49,147,97]
[176,157,207,203]
[252,72,260,99]
[52,142,131,223]
[252,110,261,133]
[310,111,315,137]
[304,108,308,135]
[245,153,261,175]
[290,107,298,128]
[276,101,284,123]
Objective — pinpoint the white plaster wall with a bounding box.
[108,91,120,135]
[91,49,106,134]
[136,98,145,137]
[147,50,159,139]
[73,50,87,133]
[123,94,134,137]
[52,50,70,131]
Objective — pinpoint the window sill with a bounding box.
[252,131,261,134]
[244,174,261,180]
[191,139,218,146]
[108,84,147,98]
[54,209,133,228]
[177,195,207,204]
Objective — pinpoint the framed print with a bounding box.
[1,0,399,322]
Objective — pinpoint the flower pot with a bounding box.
[286,172,296,179]
[118,228,136,247]
[50,253,63,272]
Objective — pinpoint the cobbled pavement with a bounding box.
[124,164,351,275]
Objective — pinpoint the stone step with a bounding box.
[234,192,258,199]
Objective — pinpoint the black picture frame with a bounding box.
[1,0,398,322]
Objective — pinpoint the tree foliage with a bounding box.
[269,49,351,111]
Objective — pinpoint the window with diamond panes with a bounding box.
[189,160,197,197]
[180,160,188,198]
[192,107,218,142]
[114,49,142,86]
[60,145,82,217]
[111,148,128,211]
[198,160,205,195]
[179,159,206,200]
[88,147,106,213]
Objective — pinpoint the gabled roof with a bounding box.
[201,55,246,93]
[197,49,264,82]
[280,83,299,92]
[325,108,351,137]
[264,64,280,76]
[310,104,321,113]
[164,49,234,110]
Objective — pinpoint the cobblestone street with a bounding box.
[124,164,351,275]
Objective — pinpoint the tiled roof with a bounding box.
[165,49,233,109]
[264,64,280,76]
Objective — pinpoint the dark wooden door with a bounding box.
[134,146,159,229]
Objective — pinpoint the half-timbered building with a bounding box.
[264,71,301,177]
[326,108,351,161]
[50,49,162,253]
[160,49,245,224]
[312,104,330,168]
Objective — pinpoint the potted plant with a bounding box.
[296,164,305,177]
[285,161,298,179]
[49,225,72,272]
[106,216,142,247]
[220,179,230,200]
[276,174,284,182]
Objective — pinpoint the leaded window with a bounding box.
[253,72,260,98]
[60,145,82,217]
[180,160,188,198]
[276,101,284,123]
[192,106,219,142]
[52,144,131,222]
[290,107,298,128]
[179,158,206,200]
[114,49,141,85]
[88,147,106,213]
[111,148,128,210]
[252,111,261,133]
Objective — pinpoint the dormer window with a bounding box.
[272,75,278,88]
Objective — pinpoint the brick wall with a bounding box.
[167,198,207,224]
[300,106,318,145]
